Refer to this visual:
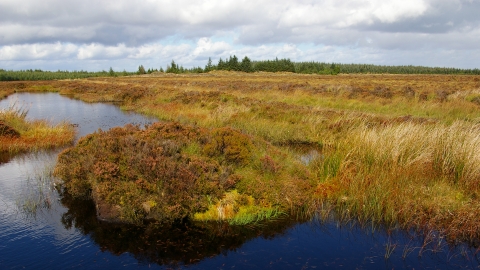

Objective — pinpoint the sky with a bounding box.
[0,0,479,71]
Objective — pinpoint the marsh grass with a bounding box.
[0,105,76,154]
[311,119,480,242]
[4,74,480,241]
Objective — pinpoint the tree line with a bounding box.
[153,57,480,75]
[2,57,479,81]
[0,68,135,81]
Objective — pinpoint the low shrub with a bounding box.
[54,122,312,224]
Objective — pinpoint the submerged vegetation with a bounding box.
[2,72,480,245]
[0,105,76,154]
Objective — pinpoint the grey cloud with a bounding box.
[0,0,262,46]
[235,0,480,51]
[1,0,480,70]
[356,0,480,34]
[2,0,480,49]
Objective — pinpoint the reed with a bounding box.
[16,153,59,217]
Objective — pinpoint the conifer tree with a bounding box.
[240,56,253,72]
[228,55,240,71]
[138,65,146,75]
[217,58,225,70]
[166,60,179,73]
[205,57,214,72]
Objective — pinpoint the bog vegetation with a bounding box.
[2,72,480,244]
[54,122,307,225]
[0,105,76,154]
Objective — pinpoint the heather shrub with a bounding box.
[203,127,254,166]
[54,122,310,224]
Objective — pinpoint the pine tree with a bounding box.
[240,56,253,72]
[166,60,179,73]
[138,65,146,75]
[205,57,213,72]
[228,55,239,71]
[217,58,225,70]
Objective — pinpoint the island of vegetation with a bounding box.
[0,105,75,155]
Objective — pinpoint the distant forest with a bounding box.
[1,56,479,81]
[0,68,135,81]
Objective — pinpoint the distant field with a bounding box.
[2,72,480,242]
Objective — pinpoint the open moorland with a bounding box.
[2,72,480,244]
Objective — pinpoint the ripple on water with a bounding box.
[0,93,158,269]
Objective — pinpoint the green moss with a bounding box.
[193,190,284,225]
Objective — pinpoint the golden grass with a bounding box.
[193,190,284,225]
[0,106,76,154]
[311,119,480,241]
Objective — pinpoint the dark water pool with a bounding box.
[0,93,479,269]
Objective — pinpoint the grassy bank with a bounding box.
[3,73,480,242]
[0,106,76,154]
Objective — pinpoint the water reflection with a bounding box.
[0,92,156,139]
[59,191,300,267]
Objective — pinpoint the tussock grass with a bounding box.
[193,190,285,225]
[312,119,480,242]
[0,106,76,154]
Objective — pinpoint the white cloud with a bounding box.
[0,42,77,61]
[371,0,428,23]
[192,38,231,59]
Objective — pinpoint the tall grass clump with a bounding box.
[315,120,480,241]
[0,105,76,154]
[193,190,285,225]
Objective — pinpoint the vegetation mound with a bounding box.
[54,122,313,225]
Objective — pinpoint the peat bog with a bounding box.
[1,73,480,268]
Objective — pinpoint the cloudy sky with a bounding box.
[1,0,479,71]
